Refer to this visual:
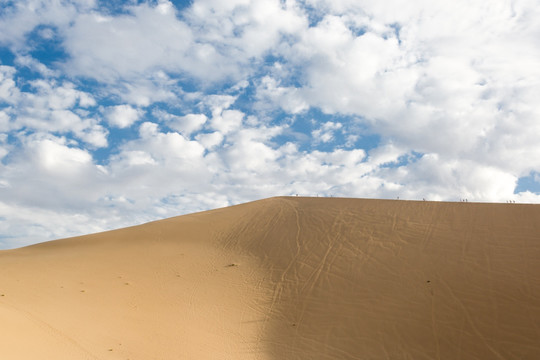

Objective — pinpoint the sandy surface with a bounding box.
[1,196,540,359]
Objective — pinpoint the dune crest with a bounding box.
[1,197,540,359]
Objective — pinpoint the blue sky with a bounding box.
[1,0,540,248]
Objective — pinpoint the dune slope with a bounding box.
[1,196,540,359]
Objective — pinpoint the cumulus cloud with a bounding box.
[31,137,93,176]
[210,109,244,134]
[185,0,307,59]
[0,0,82,51]
[255,76,308,114]
[63,3,193,81]
[105,104,143,128]
[0,111,10,132]
[0,74,106,147]
[0,66,19,103]
[135,122,206,162]
[312,121,342,143]
[156,111,208,137]
[15,55,58,77]
[196,131,224,150]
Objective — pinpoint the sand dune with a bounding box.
[1,196,540,359]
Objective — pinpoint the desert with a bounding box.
[1,196,539,359]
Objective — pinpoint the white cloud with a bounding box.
[377,154,519,202]
[78,92,96,107]
[135,122,206,163]
[186,0,307,58]
[0,133,8,160]
[31,137,93,176]
[367,143,406,167]
[63,4,194,82]
[15,55,58,77]
[0,134,108,216]
[19,79,96,112]
[261,0,540,198]
[156,111,207,136]
[205,94,238,116]
[196,131,224,150]
[1,79,107,147]
[282,15,410,117]
[76,123,108,148]
[118,150,156,167]
[255,76,308,114]
[210,109,244,134]
[222,125,283,172]
[0,110,11,132]
[0,0,81,51]
[105,104,143,128]
[54,0,308,87]
[0,65,19,103]
[312,121,342,143]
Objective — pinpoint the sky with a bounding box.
[1,0,540,248]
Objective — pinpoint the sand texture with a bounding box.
[1,196,540,359]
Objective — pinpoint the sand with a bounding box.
[0,196,539,359]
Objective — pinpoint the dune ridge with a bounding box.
[1,196,540,359]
